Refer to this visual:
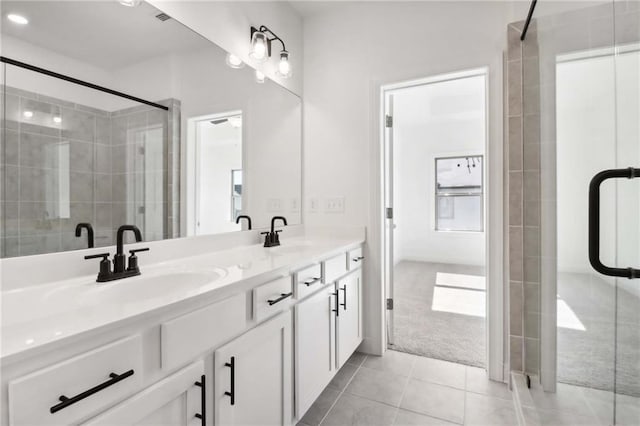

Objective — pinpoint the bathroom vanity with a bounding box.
[0,227,365,425]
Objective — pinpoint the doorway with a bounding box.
[383,69,489,368]
[189,111,243,236]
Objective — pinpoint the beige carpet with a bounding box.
[392,261,486,368]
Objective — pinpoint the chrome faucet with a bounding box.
[84,224,149,283]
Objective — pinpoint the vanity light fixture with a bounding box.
[23,110,33,119]
[226,53,245,69]
[53,116,62,124]
[7,13,28,25]
[249,25,291,77]
[119,0,142,7]
[255,70,266,84]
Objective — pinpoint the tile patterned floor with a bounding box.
[297,350,515,426]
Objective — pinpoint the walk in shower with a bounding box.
[0,61,178,257]
[509,1,639,424]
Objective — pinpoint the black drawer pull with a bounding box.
[224,357,235,406]
[50,369,134,414]
[194,375,206,425]
[340,285,347,310]
[352,256,364,263]
[332,290,340,317]
[267,292,293,305]
[303,277,321,286]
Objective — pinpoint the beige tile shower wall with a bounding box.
[0,85,114,256]
[506,21,541,375]
[0,87,180,256]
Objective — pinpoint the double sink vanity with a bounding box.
[0,226,365,425]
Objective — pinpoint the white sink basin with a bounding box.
[80,270,225,304]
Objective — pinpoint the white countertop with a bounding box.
[0,234,364,363]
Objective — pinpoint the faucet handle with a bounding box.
[84,252,110,261]
[129,248,150,255]
[84,253,112,282]
[127,248,149,273]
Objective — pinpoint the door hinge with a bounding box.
[385,115,393,128]
[386,207,393,219]
[386,298,394,310]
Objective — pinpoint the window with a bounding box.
[435,156,483,231]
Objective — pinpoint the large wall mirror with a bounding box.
[0,1,302,257]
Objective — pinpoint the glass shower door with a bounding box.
[612,14,640,423]
[530,1,639,424]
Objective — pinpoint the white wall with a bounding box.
[393,74,486,266]
[148,0,303,96]
[1,36,133,111]
[302,1,508,356]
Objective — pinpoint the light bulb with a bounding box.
[53,116,62,124]
[255,70,266,84]
[23,110,33,119]
[119,0,142,6]
[277,50,291,78]
[225,53,245,69]
[7,14,28,25]
[249,30,269,62]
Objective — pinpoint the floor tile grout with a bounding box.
[317,354,369,426]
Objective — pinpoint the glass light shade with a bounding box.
[255,70,266,84]
[276,50,291,79]
[249,31,269,62]
[225,53,245,69]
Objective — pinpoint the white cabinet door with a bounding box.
[295,285,336,418]
[215,312,292,426]
[336,269,363,369]
[82,361,205,426]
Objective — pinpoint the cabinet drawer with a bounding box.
[8,335,143,426]
[348,247,364,270]
[161,293,247,371]
[294,263,323,300]
[323,253,347,283]
[253,276,293,322]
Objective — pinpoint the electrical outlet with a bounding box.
[291,198,300,212]
[267,198,283,212]
[309,198,319,213]
[325,197,345,213]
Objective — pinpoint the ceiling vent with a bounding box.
[155,13,171,22]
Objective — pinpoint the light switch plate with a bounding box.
[267,198,283,212]
[325,197,345,213]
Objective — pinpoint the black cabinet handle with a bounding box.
[194,375,205,425]
[352,256,364,263]
[589,167,640,279]
[224,357,235,406]
[267,292,293,305]
[340,285,347,310]
[303,277,321,286]
[332,290,340,317]
[50,369,134,414]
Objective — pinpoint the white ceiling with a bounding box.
[0,1,211,70]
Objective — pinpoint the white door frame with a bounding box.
[380,67,505,381]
